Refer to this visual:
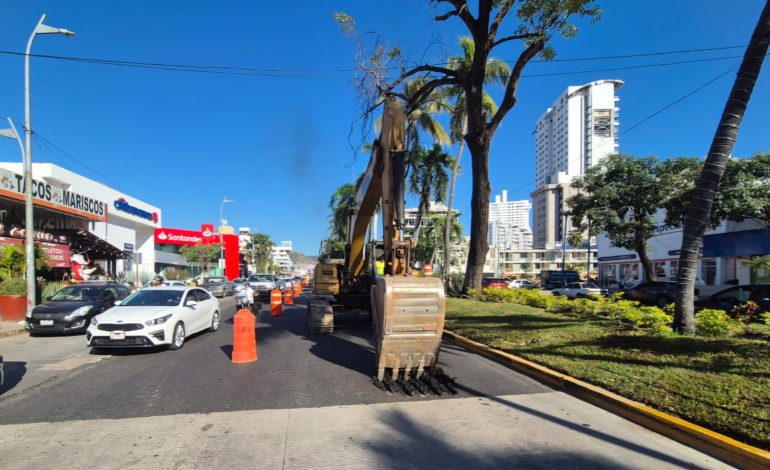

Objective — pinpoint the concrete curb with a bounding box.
[443,329,770,470]
[0,327,26,339]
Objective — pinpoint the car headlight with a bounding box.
[65,305,92,321]
[145,313,173,326]
[90,316,99,326]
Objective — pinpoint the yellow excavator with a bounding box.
[312,98,452,394]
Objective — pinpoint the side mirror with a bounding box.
[113,300,122,306]
[185,300,198,307]
[44,295,52,301]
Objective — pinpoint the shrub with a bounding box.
[467,288,480,298]
[517,289,552,309]
[619,306,672,334]
[662,303,675,315]
[480,287,515,303]
[732,301,761,324]
[570,297,598,316]
[0,278,26,295]
[546,295,574,313]
[696,309,743,337]
[762,312,770,326]
[42,281,66,299]
[599,299,640,319]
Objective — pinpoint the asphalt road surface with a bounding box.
[0,294,549,424]
[0,292,733,469]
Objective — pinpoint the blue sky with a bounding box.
[0,1,768,254]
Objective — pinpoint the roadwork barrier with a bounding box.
[231,309,257,364]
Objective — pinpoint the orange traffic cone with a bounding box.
[231,309,257,363]
[423,264,433,277]
[270,289,283,316]
[283,287,293,305]
[293,283,302,298]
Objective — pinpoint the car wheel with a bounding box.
[209,311,220,332]
[576,293,585,298]
[170,322,186,350]
[657,296,673,308]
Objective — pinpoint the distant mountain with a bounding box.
[289,251,318,267]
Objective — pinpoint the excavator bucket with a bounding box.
[371,276,446,384]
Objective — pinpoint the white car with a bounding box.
[86,286,220,350]
[552,282,608,299]
[508,279,537,289]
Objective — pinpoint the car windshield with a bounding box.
[51,285,102,301]
[250,275,273,282]
[120,290,183,307]
[205,277,226,284]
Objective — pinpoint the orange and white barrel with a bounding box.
[270,289,283,316]
[293,283,302,298]
[283,287,293,305]
[423,264,433,277]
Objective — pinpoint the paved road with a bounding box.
[0,292,733,469]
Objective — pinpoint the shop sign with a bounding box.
[0,168,106,221]
[0,236,71,268]
[114,198,158,223]
[123,243,134,251]
[597,254,638,262]
[201,224,217,243]
[154,228,204,246]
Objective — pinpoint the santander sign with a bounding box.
[154,228,205,246]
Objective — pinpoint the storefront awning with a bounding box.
[63,230,129,260]
[703,229,770,258]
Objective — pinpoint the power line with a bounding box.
[33,131,125,190]
[0,45,750,79]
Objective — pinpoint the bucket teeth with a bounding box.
[371,367,457,396]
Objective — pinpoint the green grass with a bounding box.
[446,297,770,450]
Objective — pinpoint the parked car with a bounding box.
[200,276,233,297]
[143,280,187,288]
[508,279,537,289]
[481,277,509,289]
[621,281,699,308]
[540,270,580,289]
[695,284,770,315]
[552,282,608,299]
[25,282,131,334]
[248,273,276,299]
[86,286,220,350]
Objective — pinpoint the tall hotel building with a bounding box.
[531,80,623,249]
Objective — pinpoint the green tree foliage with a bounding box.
[243,232,275,272]
[568,153,663,281]
[0,243,49,281]
[409,144,452,242]
[328,183,357,241]
[179,243,221,274]
[412,214,463,267]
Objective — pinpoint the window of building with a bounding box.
[593,109,613,137]
[700,259,717,286]
[653,261,667,279]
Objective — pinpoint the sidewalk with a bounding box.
[0,321,26,339]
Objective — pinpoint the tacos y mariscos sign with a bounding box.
[0,168,107,221]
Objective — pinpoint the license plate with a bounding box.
[109,331,126,341]
[40,320,54,326]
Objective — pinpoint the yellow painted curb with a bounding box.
[443,329,770,470]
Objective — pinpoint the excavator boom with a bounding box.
[312,98,448,387]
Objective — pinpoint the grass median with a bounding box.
[445,297,770,450]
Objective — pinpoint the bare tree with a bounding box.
[674,1,770,334]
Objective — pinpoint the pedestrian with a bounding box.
[375,255,385,276]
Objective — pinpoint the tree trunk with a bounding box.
[675,1,770,334]
[636,243,655,282]
[462,131,491,292]
[444,119,467,287]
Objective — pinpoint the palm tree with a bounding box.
[421,214,463,269]
[409,144,452,243]
[328,183,357,241]
[675,2,770,334]
[443,37,510,286]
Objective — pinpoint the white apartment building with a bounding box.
[488,190,532,246]
[531,79,623,249]
[271,240,294,274]
[404,201,458,231]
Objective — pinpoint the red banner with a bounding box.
[200,224,217,245]
[0,236,71,268]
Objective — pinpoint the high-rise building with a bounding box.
[487,190,532,249]
[531,79,623,249]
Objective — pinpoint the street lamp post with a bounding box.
[219,197,234,275]
[22,15,75,315]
